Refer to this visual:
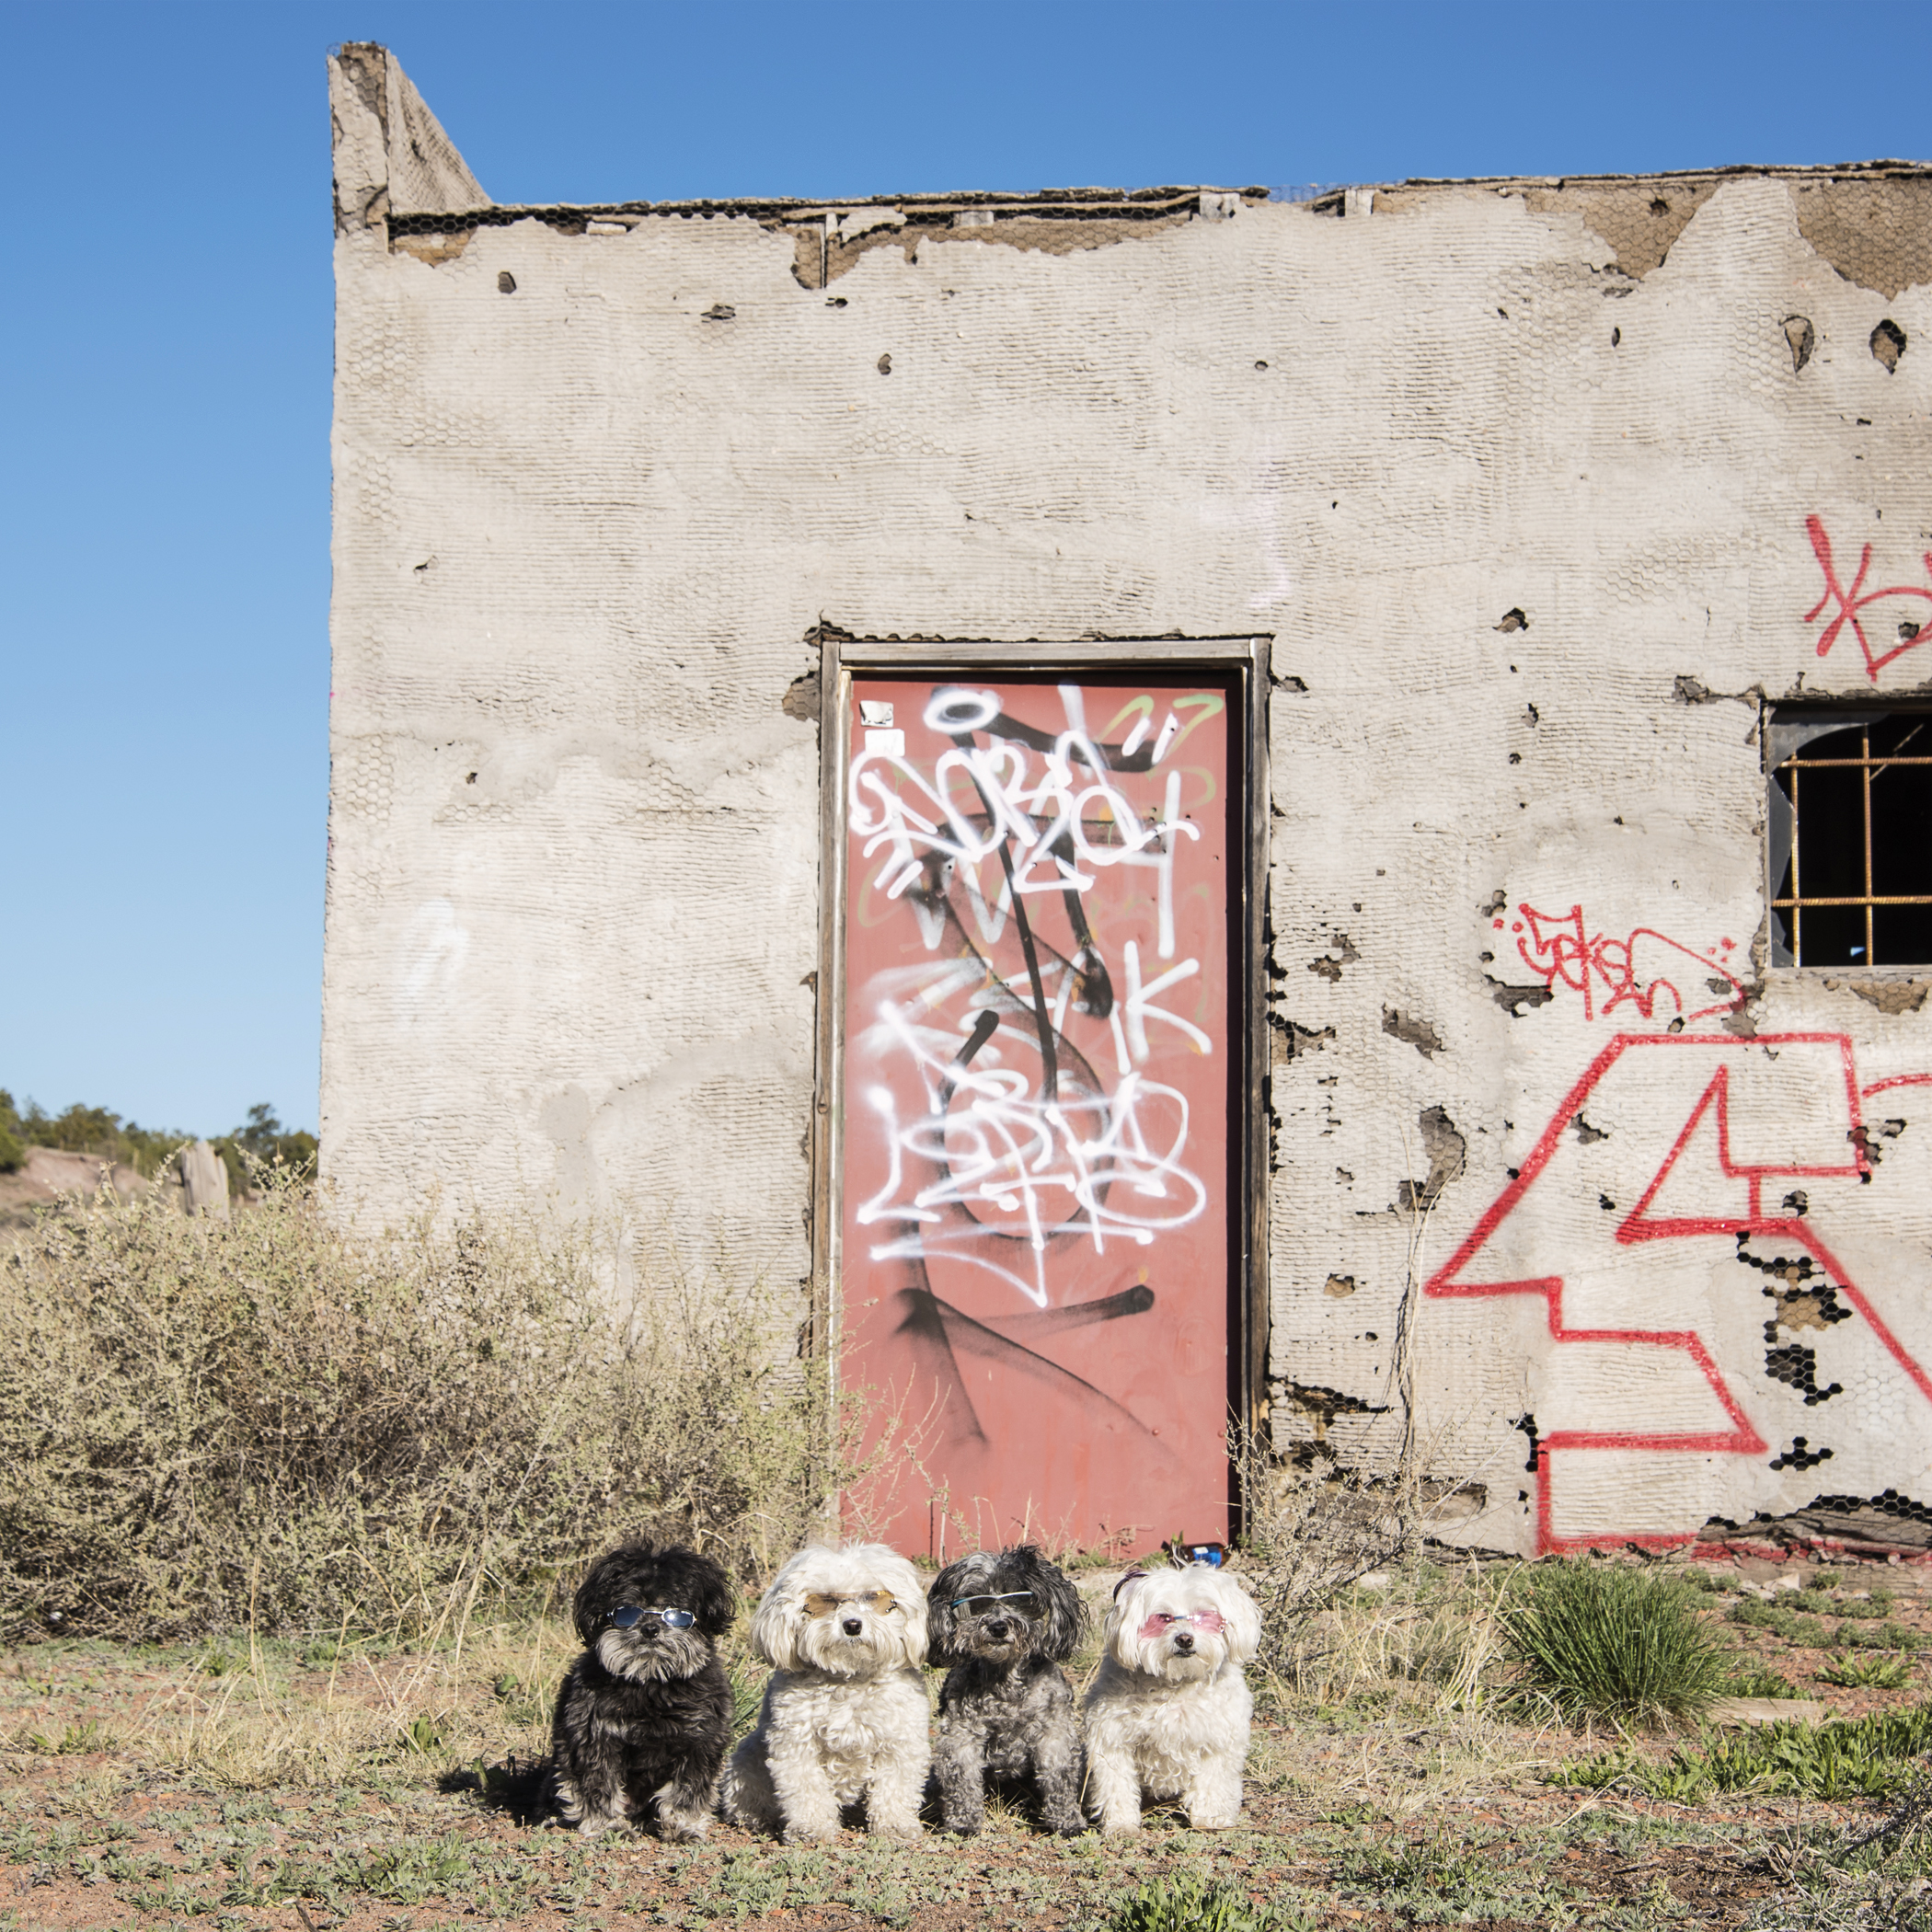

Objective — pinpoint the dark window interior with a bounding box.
[1769,709,1932,968]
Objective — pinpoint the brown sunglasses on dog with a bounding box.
[803,1589,899,1617]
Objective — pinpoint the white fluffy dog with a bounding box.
[720,1543,930,1841]
[1081,1562,1262,1833]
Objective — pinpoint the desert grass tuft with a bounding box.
[1499,1558,1727,1728]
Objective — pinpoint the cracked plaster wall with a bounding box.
[327,49,1932,1555]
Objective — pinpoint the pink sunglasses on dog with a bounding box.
[1138,1608,1226,1638]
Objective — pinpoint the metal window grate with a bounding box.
[1769,711,1932,967]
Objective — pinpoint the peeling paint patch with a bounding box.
[1792,176,1932,298]
[1835,978,1932,1016]
[781,671,821,723]
[1396,1104,1466,1212]
[1282,1380,1389,1443]
[1382,1006,1444,1059]
[1524,179,1717,277]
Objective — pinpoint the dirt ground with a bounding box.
[2,1548,1928,1932]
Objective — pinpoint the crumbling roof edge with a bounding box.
[373,157,1932,238]
[1390,157,1932,189]
[384,184,1262,229]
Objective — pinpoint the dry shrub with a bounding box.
[0,1179,843,1640]
[1237,1432,1420,1680]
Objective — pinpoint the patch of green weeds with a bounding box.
[1729,1599,1833,1648]
[127,1872,219,1917]
[1551,1703,1932,1800]
[1836,1620,1927,1652]
[1330,1824,1573,1926]
[1727,1661,1804,1698]
[1831,1591,1895,1621]
[21,1717,118,1755]
[395,1711,450,1755]
[1100,1868,1319,1932]
[1817,1653,1914,1690]
[329,1834,475,1903]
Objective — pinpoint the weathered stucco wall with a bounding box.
[326,47,1932,1557]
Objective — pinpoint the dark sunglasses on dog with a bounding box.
[803,1589,899,1617]
[949,1589,1038,1616]
[604,1604,696,1630]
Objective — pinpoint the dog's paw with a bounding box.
[575,1813,623,1839]
[1187,1814,1238,1832]
[1052,1818,1088,1837]
[945,1821,982,1838]
[659,1816,709,1845]
[781,1822,839,1845]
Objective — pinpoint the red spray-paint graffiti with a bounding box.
[1502,903,1746,1024]
[1427,1032,1932,1554]
[1804,514,1932,681]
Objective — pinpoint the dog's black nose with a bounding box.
[1173,1630,1194,1650]
[984,1620,1009,1640]
[842,1616,863,1636]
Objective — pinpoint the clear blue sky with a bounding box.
[3,1,1926,1138]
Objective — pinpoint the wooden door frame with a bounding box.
[807,635,1273,1530]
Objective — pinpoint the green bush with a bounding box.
[0,1125,22,1175]
[213,1101,318,1193]
[0,1179,846,1639]
[0,1086,190,1178]
[1500,1558,1728,1727]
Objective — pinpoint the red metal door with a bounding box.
[838,674,1236,1558]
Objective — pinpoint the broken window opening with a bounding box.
[1766,706,1932,967]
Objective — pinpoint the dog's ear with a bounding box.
[1217,1575,1263,1665]
[688,1552,737,1639]
[570,1547,624,1648]
[926,1561,965,1666]
[1024,1553,1087,1663]
[747,1561,802,1673]
[862,1547,928,1668]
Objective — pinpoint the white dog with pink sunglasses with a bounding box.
[1082,1562,1262,1833]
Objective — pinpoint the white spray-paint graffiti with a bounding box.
[846,685,1218,1310]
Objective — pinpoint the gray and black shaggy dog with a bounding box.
[546,1542,736,1839]
[926,1545,1088,1835]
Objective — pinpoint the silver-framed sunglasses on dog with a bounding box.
[546,1543,737,1839]
[927,1545,1089,1836]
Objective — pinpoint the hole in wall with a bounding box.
[1783,315,1814,373]
[1871,318,1906,373]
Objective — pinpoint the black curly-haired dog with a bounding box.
[546,1542,736,1839]
[927,1545,1088,1835]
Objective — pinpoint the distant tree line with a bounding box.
[0,1091,316,1186]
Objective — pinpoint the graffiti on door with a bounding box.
[840,677,1235,1557]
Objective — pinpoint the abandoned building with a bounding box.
[324,43,1932,1561]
